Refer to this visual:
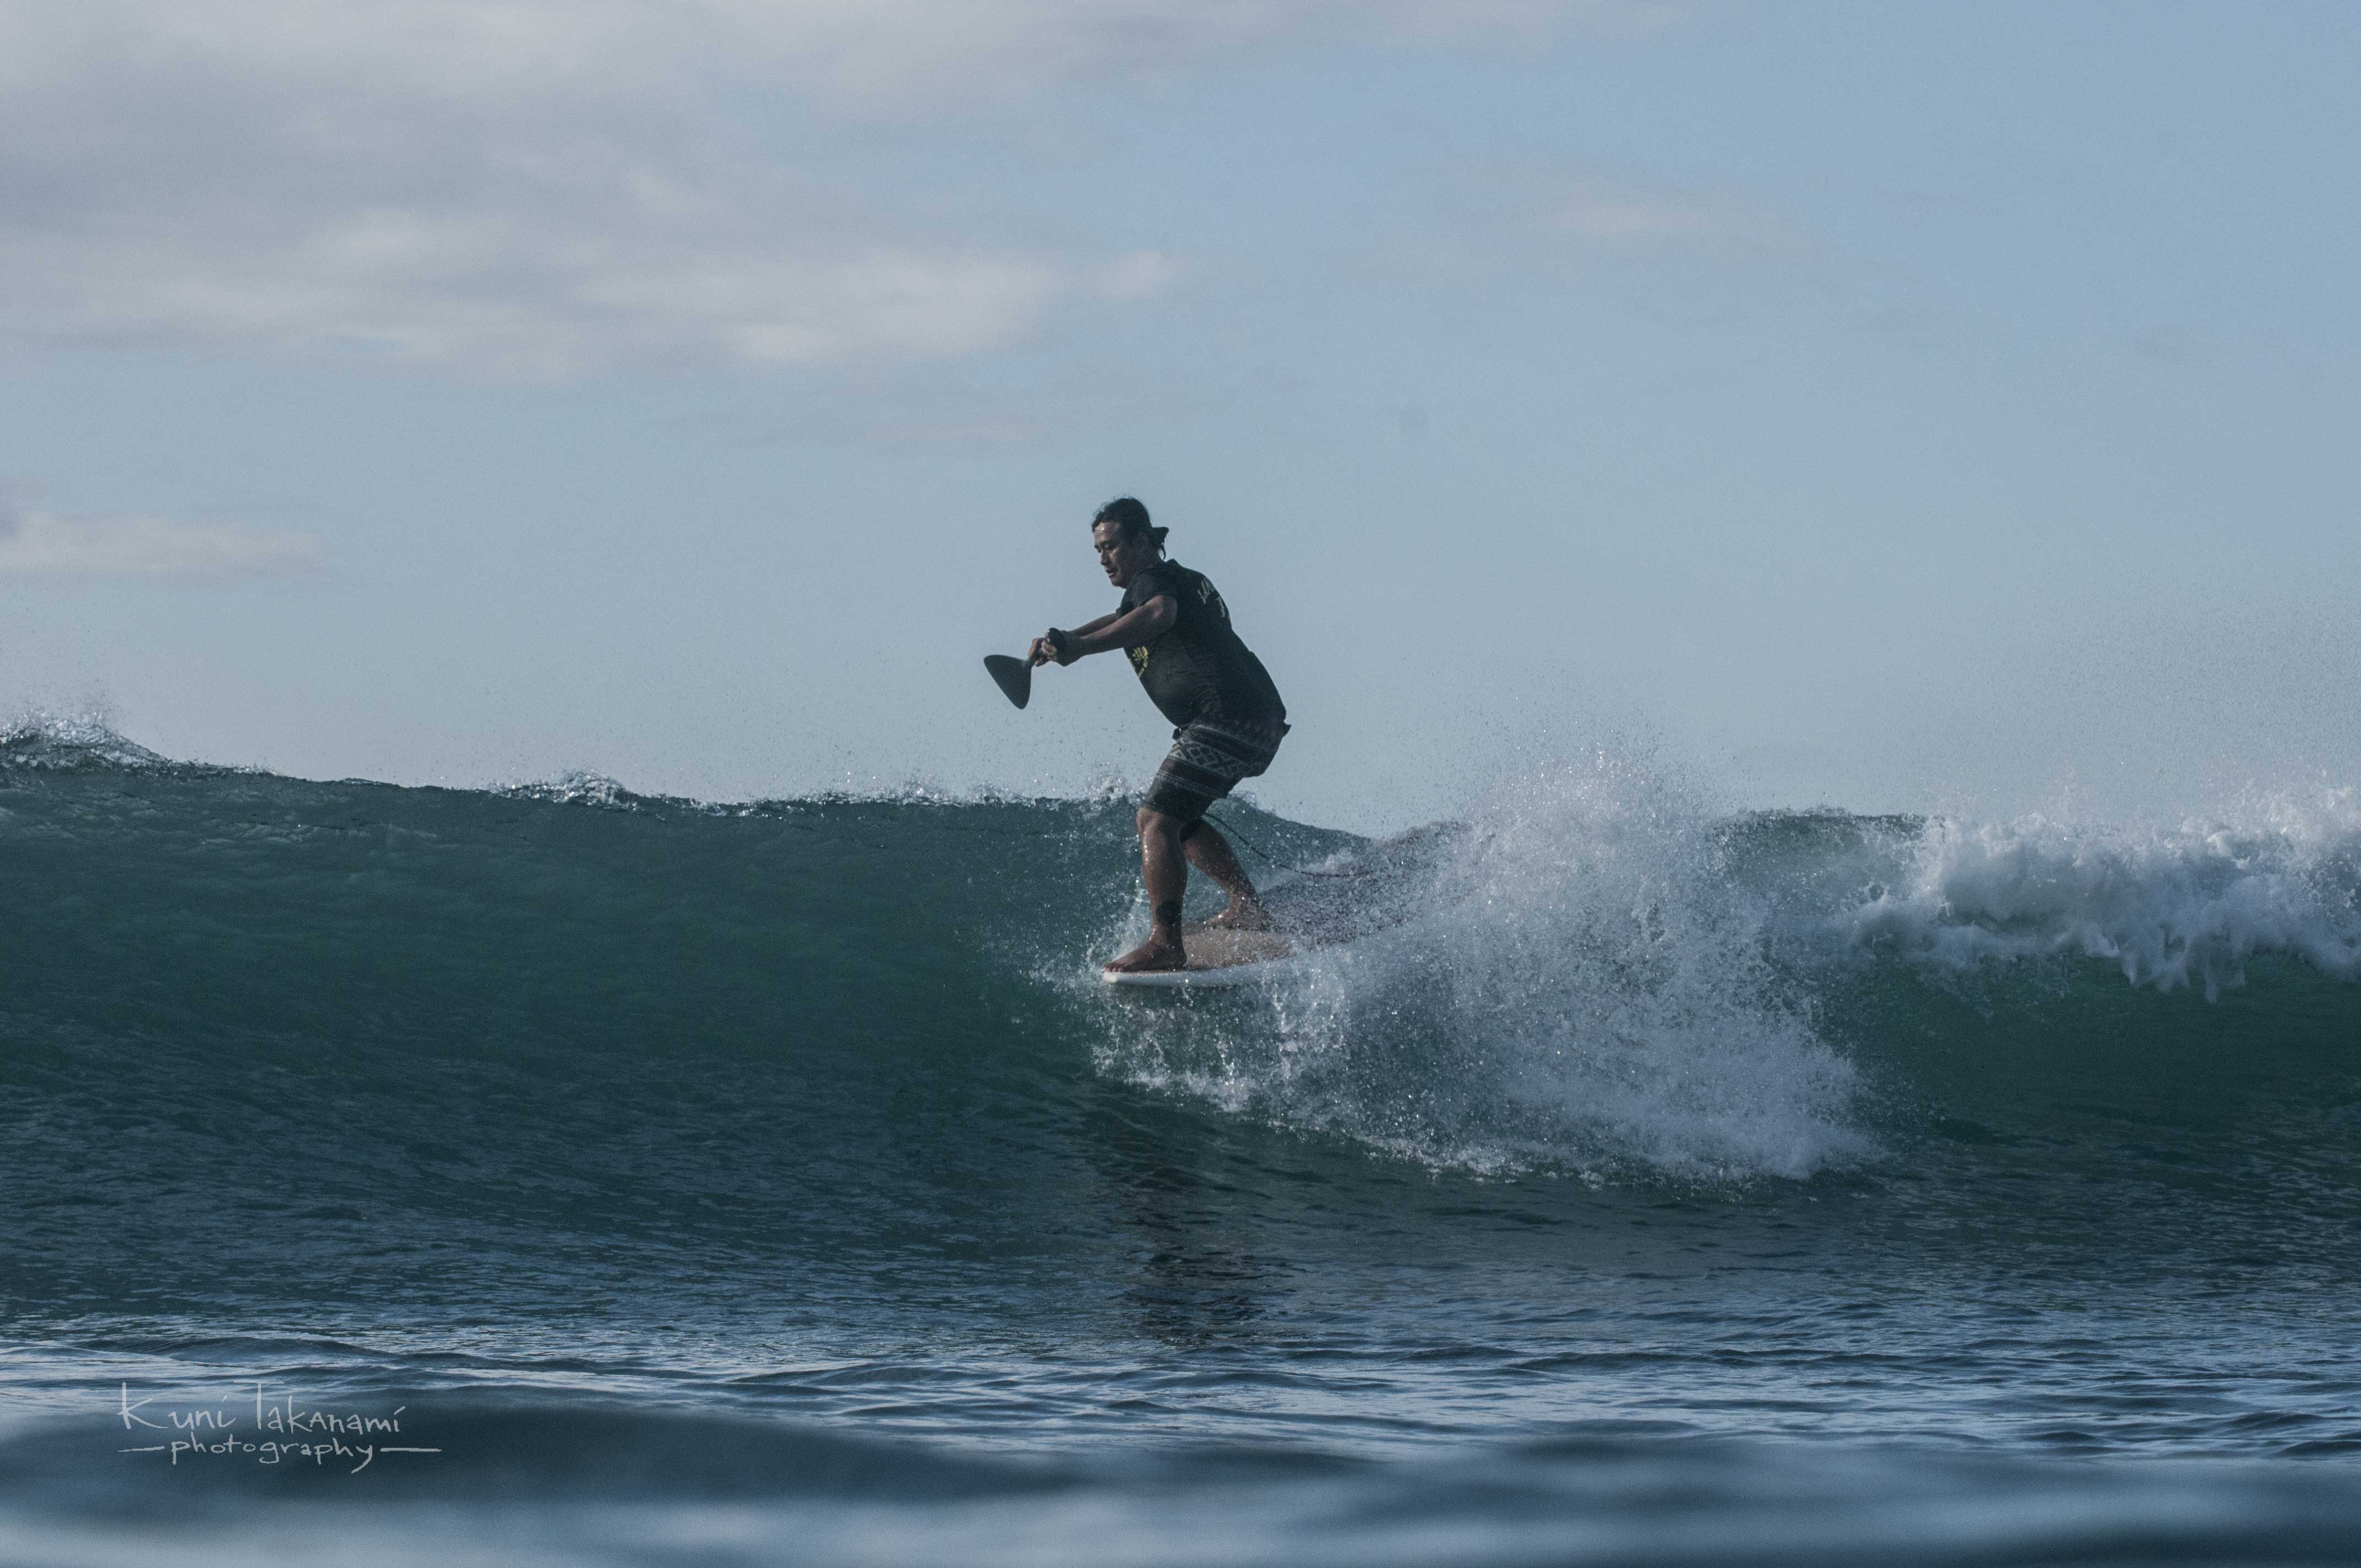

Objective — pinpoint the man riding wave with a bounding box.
[1030,497,1289,974]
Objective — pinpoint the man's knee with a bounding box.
[1136,805,1184,842]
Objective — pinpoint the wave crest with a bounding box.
[1823,792,2361,998]
[0,711,178,772]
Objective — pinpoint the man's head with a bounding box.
[1091,496,1168,588]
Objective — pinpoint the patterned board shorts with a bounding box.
[1143,716,1288,825]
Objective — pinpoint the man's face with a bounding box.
[1094,520,1156,588]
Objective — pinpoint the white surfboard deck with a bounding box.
[1100,926,1304,989]
[1097,820,1464,990]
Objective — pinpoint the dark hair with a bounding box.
[1092,496,1168,551]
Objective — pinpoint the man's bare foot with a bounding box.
[1105,935,1189,973]
[1203,898,1273,932]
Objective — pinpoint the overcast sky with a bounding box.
[4,0,2355,829]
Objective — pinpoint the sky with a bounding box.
[3,0,2355,831]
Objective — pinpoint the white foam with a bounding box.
[494,769,647,810]
[1099,749,1875,1183]
[1825,790,2361,998]
[0,710,174,771]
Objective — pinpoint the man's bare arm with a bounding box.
[1031,597,1176,666]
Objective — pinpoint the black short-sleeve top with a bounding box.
[1118,560,1287,730]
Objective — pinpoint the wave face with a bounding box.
[6,719,2361,1561]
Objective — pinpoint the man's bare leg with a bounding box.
[1183,821,1270,930]
[1106,807,1190,972]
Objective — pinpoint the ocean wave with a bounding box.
[7,722,2358,1208]
[1094,751,1875,1183]
[0,711,184,773]
[488,765,1148,819]
[7,1398,2360,1567]
[1798,792,2361,998]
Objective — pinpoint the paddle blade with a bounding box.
[983,654,1032,709]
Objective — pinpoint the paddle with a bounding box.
[983,653,1032,709]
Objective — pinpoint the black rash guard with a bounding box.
[1117,560,1287,729]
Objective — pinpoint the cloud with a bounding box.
[0,1,1639,375]
[0,505,323,580]
[1,2,1664,104]
[1,209,1178,377]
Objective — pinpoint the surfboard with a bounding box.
[1100,924,1302,989]
[1097,819,1465,990]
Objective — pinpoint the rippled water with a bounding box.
[4,721,2357,1563]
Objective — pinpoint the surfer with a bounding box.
[1030,497,1290,973]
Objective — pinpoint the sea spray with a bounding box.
[1792,790,2361,998]
[1092,749,1873,1181]
[1,709,182,772]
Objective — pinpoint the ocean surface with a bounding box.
[4,716,2358,1565]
